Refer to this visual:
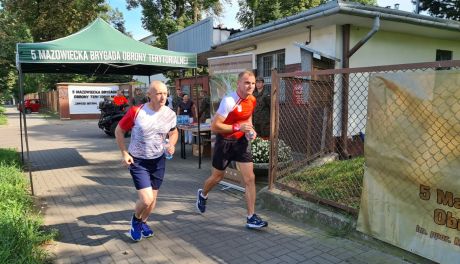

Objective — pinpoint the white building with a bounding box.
[168,0,460,77]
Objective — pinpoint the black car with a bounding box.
[98,99,128,137]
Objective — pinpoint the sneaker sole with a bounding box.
[246,223,268,229]
[142,233,154,238]
[196,189,205,213]
[125,232,142,242]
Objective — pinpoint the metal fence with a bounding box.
[268,60,460,215]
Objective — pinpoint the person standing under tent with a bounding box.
[131,88,148,106]
[113,90,128,106]
[198,90,211,123]
[195,70,268,229]
[166,91,174,110]
[177,93,197,144]
[115,80,178,242]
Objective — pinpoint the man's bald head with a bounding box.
[147,80,168,109]
[149,80,167,94]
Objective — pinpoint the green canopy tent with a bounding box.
[16,18,196,74]
[16,18,197,194]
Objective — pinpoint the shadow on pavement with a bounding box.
[29,148,90,171]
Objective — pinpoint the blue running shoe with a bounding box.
[141,222,154,238]
[196,189,207,213]
[246,214,268,229]
[129,214,142,241]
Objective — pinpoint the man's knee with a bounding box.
[138,192,155,207]
[211,169,225,181]
[242,172,255,185]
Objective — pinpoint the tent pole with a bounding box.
[18,66,34,195]
[18,72,25,163]
[194,68,201,169]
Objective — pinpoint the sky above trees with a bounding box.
[113,0,417,40]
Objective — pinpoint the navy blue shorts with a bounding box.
[129,154,166,190]
[212,134,253,171]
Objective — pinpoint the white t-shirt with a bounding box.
[119,104,176,159]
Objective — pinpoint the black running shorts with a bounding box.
[212,134,253,170]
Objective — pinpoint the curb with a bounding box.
[257,187,355,234]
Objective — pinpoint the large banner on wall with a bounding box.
[208,53,253,190]
[68,85,118,114]
[357,71,460,263]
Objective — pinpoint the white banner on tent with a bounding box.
[68,85,118,114]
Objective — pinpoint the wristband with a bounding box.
[232,123,241,132]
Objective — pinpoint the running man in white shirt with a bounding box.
[115,80,178,241]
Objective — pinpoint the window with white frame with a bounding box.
[257,50,286,101]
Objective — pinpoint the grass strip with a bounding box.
[280,156,365,209]
[0,148,56,263]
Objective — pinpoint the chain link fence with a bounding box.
[268,60,460,215]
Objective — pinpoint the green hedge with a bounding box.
[0,106,6,125]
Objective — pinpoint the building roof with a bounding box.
[215,0,460,51]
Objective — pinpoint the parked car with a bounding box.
[17,99,41,114]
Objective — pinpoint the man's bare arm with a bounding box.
[211,114,253,134]
[115,125,133,166]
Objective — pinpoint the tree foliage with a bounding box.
[1,0,109,41]
[0,0,132,98]
[237,0,377,29]
[419,0,460,20]
[0,10,32,100]
[126,0,227,49]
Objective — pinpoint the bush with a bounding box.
[251,137,292,164]
[0,148,56,263]
[0,106,6,125]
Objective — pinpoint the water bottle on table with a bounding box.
[164,139,173,159]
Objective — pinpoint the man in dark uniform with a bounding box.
[198,90,211,123]
[253,76,271,138]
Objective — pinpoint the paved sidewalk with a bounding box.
[1,107,415,264]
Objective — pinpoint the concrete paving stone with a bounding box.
[311,256,337,264]
[298,260,321,264]
[259,258,285,264]
[114,260,130,264]
[82,252,110,264]
[333,250,356,261]
[266,246,292,257]
[54,257,71,264]
[302,248,324,259]
[285,251,308,262]
[282,242,306,252]
[69,255,84,263]
[126,256,144,264]
[252,252,280,262]
[326,247,349,257]
[278,254,302,263]
[342,256,370,264]
[319,253,344,263]
[97,255,115,264]
[227,256,254,264]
